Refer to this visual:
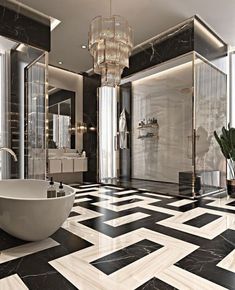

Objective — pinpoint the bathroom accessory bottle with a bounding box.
[57,182,65,197]
[47,177,57,198]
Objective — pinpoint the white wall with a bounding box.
[48,65,83,150]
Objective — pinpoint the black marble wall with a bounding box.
[83,74,100,182]
[123,16,227,78]
[119,83,132,180]
[0,0,50,51]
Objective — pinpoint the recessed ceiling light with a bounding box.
[58,61,63,65]
[81,45,87,49]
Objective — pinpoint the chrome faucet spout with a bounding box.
[0,147,17,162]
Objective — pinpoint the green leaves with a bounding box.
[214,124,235,161]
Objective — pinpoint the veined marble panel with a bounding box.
[217,249,235,273]
[0,238,59,264]
[168,199,196,207]
[0,274,28,290]
[156,265,227,290]
[158,207,235,239]
[132,63,193,183]
[104,212,150,227]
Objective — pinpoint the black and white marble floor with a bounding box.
[0,184,235,289]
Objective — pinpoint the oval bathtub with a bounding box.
[0,179,75,241]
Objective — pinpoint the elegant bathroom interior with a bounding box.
[0,1,235,289]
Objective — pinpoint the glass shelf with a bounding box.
[137,123,159,130]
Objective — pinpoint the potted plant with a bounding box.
[214,124,235,197]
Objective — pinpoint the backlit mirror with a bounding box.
[48,88,75,149]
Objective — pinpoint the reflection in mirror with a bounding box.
[48,88,75,149]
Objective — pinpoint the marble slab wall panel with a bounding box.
[132,64,193,183]
[194,16,227,68]
[122,16,227,81]
[0,2,50,51]
[194,56,227,188]
[119,83,132,179]
[83,74,100,182]
[122,22,193,78]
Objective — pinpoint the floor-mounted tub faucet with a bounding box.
[0,147,17,161]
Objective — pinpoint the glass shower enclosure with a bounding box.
[129,51,227,198]
[25,53,48,180]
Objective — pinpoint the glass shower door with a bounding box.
[25,53,47,179]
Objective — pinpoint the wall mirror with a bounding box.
[48,87,75,149]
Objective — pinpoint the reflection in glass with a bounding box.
[48,99,71,148]
[25,53,47,180]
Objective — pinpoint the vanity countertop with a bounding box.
[49,156,87,159]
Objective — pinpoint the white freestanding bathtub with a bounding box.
[0,179,75,241]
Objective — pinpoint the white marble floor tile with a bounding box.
[79,184,101,188]
[157,207,235,239]
[62,206,103,226]
[50,254,124,290]
[104,212,150,227]
[0,274,29,290]
[217,249,235,273]
[0,238,59,264]
[113,190,139,195]
[93,195,159,212]
[74,198,92,203]
[50,228,198,290]
[157,265,227,290]
[138,191,174,199]
[168,199,196,207]
[141,204,181,216]
[75,187,100,192]
[62,221,112,245]
[104,186,124,190]
[207,196,235,211]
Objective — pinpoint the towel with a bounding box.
[119,108,128,149]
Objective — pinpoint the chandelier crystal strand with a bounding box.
[89,15,133,87]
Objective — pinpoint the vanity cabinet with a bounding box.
[62,159,73,172]
[48,158,87,174]
[74,158,87,172]
[49,159,61,173]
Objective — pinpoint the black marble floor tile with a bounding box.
[183,213,221,228]
[80,206,172,238]
[91,239,163,275]
[227,200,235,206]
[75,188,98,193]
[111,198,143,206]
[135,277,178,290]
[176,229,235,289]
[0,229,27,251]
[150,197,213,213]
[0,228,92,289]
[68,211,80,217]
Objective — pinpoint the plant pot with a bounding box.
[227,179,235,197]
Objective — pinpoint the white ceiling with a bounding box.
[18,0,235,73]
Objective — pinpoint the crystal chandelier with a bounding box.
[88,9,133,87]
